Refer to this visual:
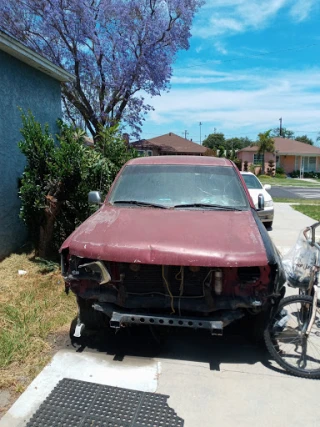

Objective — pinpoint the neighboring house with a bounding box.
[0,30,73,259]
[237,137,320,174]
[131,132,207,156]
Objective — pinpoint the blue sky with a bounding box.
[140,0,320,145]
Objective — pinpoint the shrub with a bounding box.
[19,111,137,258]
[249,163,255,173]
[290,170,300,178]
[243,160,248,172]
[275,166,285,175]
[304,171,320,179]
[274,173,287,178]
[267,160,275,176]
[249,164,261,175]
[290,170,320,179]
[233,158,242,171]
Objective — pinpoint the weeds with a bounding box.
[0,251,75,391]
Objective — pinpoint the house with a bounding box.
[0,30,73,259]
[237,137,320,174]
[131,132,207,156]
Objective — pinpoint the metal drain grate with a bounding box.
[26,378,184,427]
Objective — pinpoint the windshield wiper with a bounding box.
[112,200,168,209]
[173,203,243,211]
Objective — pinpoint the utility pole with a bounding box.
[199,122,202,145]
[279,117,282,137]
[184,130,189,139]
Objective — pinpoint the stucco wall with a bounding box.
[0,50,62,259]
[237,151,276,172]
[280,156,295,174]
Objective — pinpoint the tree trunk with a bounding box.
[38,196,62,258]
[261,151,265,175]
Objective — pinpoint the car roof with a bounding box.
[126,155,233,167]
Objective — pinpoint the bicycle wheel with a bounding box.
[264,295,320,379]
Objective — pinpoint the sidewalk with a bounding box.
[268,202,314,255]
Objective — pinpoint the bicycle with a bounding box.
[264,221,320,379]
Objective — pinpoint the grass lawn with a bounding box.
[0,251,76,398]
[291,205,320,221]
[259,176,320,187]
[273,198,320,205]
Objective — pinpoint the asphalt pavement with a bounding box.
[269,186,320,199]
[1,204,320,427]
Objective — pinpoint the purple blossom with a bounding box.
[1,0,204,136]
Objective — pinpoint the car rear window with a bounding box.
[242,174,263,189]
[109,165,249,209]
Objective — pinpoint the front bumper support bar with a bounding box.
[93,303,245,336]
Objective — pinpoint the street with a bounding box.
[269,186,320,199]
[2,203,320,427]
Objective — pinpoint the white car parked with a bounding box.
[240,172,274,228]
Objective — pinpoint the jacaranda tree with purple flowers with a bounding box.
[1,0,204,137]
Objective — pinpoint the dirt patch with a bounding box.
[47,324,74,356]
[0,324,75,420]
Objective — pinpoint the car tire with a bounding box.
[69,297,110,345]
[76,296,109,330]
[264,221,273,229]
[227,310,267,344]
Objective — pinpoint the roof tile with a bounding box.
[131,133,207,154]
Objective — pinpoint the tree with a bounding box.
[225,137,252,150]
[18,111,136,258]
[295,135,314,145]
[271,127,295,139]
[203,133,225,151]
[2,0,204,137]
[254,130,275,175]
[218,145,225,157]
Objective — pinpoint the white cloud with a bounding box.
[290,0,317,22]
[214,41,228,55]
[193,0,315,38]
[142,67,320,141]
[195,46,202,53]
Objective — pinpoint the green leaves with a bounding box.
[256,130,275,175]
[18,112,136,256]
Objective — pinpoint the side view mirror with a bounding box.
[88,191,102,205]
[257,194,265,211]
[264,184,271,190]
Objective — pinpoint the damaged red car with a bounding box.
[60,156,285,340]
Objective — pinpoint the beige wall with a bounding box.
[279,156,295,174]
[237,151,320,174]
[237,151,276,173]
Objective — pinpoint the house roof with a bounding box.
[0,30,74,82]
[131,133,207,154]
[238,137,320,156]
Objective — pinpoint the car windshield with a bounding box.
[242,174,263,190]
[109,165,249,209]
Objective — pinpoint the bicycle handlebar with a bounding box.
[303,221,320,250]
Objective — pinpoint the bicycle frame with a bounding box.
[302,222,320,335]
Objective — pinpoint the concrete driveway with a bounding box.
[2,203,320,427]
[268,202,314,255]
